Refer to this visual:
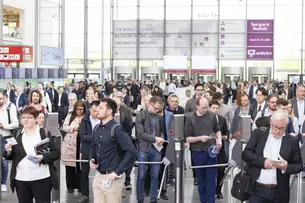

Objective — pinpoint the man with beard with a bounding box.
[26,90,48,114]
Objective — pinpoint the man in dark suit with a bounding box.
[249,87,268,121]
[46,82,59,112]
[231,94,251,136]
[15,86,28,111]
[282,80,293,100]
[23,81,31,95]
[4,82,16,104]
[249,80,259,104]
[291,85,305,139]
[57,87,69,126]
[209,100,229,199]
[242,110,302,203]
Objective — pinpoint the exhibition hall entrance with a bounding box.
[251,74,268,84]
[223,74,240,84]
[143,73,159,81]
[197,74,214,83]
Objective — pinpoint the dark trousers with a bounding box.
[15,177,52,203]
[190,150,196,179]
[192,150,217,203]
[249,184,279,203]
[216,166,225,194]
[81,155,90,197]
[125,163,133,186]
[65,165,81,190]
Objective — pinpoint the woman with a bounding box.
[94,90,101,101]
[278,89,287,99]
[152,85,163,98]
[37,111,45,128]
[236,83,245,106]
[122,86,130,107]
[4,106,59,203]
[61,100,86,193]
[287,101,299,136]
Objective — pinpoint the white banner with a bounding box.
[193,47,218,56]
[166,20,190,33]
[166,34,190,47]
[192,55,216,70]
[192,34,217,48]
[140,20,164,33]
[193,20,218,33]
[41,46,64,66]
[163,55,188,70]
[219,47,245,59]
[219,20,246,33]
[219,34,245,47]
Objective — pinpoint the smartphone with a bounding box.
[272,160,282,164]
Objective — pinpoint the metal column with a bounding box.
[60,0,65,70]
[110,0,114,80]
[84,0,89,78]
[0,0,3,44]
[0,135,2,201]
[101,0,105,83]
[163,0,166,80]
[301,0,304,84]
[136,0,140,80]
[189,0,193,80]
[174,138,185,203]
[34,0,40,68]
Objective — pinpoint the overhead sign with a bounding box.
[247,20,274,60]
[164,55,188,70]
[193,20,218,33]
[219,20,246,33]
[192,55,216,70]
[0,46,33,63]
[247,47,273,60]
[219,48,245,60]
[219,34,245,47]
[247,20,273,33]
[192,34,217,48]
[41,46,64,66]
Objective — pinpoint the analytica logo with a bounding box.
[248,49,255,57]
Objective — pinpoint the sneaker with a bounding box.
[1,184,7,192]
[166,179,175,187]
[77,196,89,203]
[125,183,132,190]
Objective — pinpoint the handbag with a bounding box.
[231,164,251,201]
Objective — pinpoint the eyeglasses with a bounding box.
[151,104,162,112]
[272,125,286,132]
[21,116,35,120]
[196,89,203,91]
[77,108,84,111]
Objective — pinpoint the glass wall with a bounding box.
[60,0,305,82]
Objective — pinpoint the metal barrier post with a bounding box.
[174,138,185,203]
[45,113,61,203]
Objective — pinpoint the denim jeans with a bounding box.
[192,150,217,203]
[136,146,161,202]
[249,184,279,203]
[1,139,8,185]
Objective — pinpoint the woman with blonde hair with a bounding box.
[287,101,299,135]
[236,83,245,106]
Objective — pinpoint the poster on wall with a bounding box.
[192,55,216,70]
[0,67,5,79]
[25,68,32,78]
[12,68,19,79]
[247,47,273,60]
[163,55,188,72]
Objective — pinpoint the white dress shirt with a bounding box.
[0,103,19,137]
[58,94,62,107]
[252,85,258,99]
[16,94,21,109]
[15,125,50,181]
[257,131,283,185]
[167,83,176,94]
[297,99,305,126]
[252,108,273,130]
[90,115,100,130]
[257,101,266,113]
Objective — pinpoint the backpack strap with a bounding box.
[6,102,12,124]
[15,128,23,140]
[110,124,121,139]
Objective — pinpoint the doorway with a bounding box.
[169,74,185,81]
[197,74,214,83]
[251,74,268,84]
[117,73,132,82]
[223,74,240,84]
[143,73,159,81]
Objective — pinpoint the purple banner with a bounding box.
[247,34,273,47]
[247,47,273,60]
[247,20,273,33]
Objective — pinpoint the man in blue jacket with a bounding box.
[78,101,100,203]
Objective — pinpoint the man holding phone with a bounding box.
[242,110,303,203]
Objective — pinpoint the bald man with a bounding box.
[184,96,222,203]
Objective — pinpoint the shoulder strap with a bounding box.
[92,124,100,136]
[140,109,146,123]
[15,128,23,140]
[39,128,49,139]
[6,103,12,124]
[110,123,121,139]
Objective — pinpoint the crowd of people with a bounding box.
[0,77,304,203]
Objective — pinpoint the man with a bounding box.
[159,94,185,199]
[281,80,293,100]
[46,82,59,112]
[57,86,69,126]
[185,83,204,113]
[242,110,303,203]
[37,82,52,112]
[24,81,31,95]
[113,91,134,191]
[27,90,48,113]
[291,85,305,139]
[0,92,19,192]
[184,96,222,203]
[89,98,137,203]
[4,82,16,104]
[79,81,87,100]
[252,94,278,130]
[136,96,165,203]
[15,86,28,112]
[78,101,100,203]
[204,90,214,102]
[267,83,276,95]
[231,94,251,136]
[276,98,295,136]
[64,83,70,95]
[212,92,230,122]
[167,80,176,95]
[249,87,268,122]
[68,93,78,113]
[249,79,259,104]
[130,80,140,109]
[209,100,229,199]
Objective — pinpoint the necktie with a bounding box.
[258,105,262,112]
